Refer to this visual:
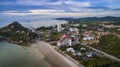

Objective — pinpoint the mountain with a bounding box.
[0,21,27,37]
[2,21,28,31]
[0,21,38,45]
[56,16,120,23]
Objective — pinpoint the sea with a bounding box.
[0,15,67,28]
[0,42,52,67]
[0,15,67,67]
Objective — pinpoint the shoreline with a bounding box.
[0,41,83,67]
[31,41,84,67]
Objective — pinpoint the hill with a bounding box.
[56,16,120,24]
[0,21,38,45]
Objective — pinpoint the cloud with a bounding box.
[29,9,64,13]
[64,1,90,7]
[0,9,65,16]
[0,0,120,17]
[1,8,120,17]
[0,0,120,28]
[0,0,120,9]
[0,0,120,12]
[0,0,91,7]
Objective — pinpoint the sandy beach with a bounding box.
[31,41,84,67]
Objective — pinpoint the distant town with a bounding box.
[0,16,120,67]
[36,16,120,67]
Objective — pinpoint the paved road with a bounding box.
[32,41,84,67]
[80,43,120,61]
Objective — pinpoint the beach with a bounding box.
[0,42,52,67]
[31,41,84,67]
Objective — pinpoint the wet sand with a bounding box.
[31,41,84,67]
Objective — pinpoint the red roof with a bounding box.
[58,34,70,42]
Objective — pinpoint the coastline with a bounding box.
[30,41,84,67]
[0,41,83,67]
[0,42,53,67]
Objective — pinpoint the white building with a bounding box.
[77,52,82,56]
[70,28,79,35]
[57,24,62,32]
[66,47,74,52]
[82,24,88,27]
[83,31,94,41]
[80,47,86,50]
[83,36,94,41]
[86,52,93,57]
[57,34,72,46]
[70,27,79,44]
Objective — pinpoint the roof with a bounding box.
[83,36,94,40]
[86,52,93,57]
[66,48,74,52]
[58,34,71,42]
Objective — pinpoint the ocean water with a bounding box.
[0,42,51,67]
[0,15,67,28]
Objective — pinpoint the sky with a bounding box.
[0,0,120,28]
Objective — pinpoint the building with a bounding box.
[86,52,93,57]
[83,31,94,41]
[57,34,72,46]
[69,28,79,35]
[82,24,88,27]
[83,36,94,41]
[66,47,74,52]
[57,24,62,32]
[69,27,79,44]
[80,47,86,50]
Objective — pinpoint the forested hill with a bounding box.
[0,21,28,32]
[56,16,120,24]
[0,21,38,45]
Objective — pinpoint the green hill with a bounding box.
[0,21,38,45]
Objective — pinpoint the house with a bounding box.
[80,47,86,50]
[83,36,94,41]
[72,52,77,56]
[82,24,88,27]
[86,52,93,57]
[69,28,79,35]
[57,34,72,46]
[77,52,82,56]
[69,27,79,44]
[66,47,74,52]
[83,31,90,37]
[83,31,94,41]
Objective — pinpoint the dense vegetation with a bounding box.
[59,44,120,67]
[0,21,27,37]
[79,56,120,67]
[0,21,38,45]
[56,16,120,21]
[92,34,120,58]
[36,26,54,31]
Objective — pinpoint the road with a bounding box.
[80,43,120,61]
[32,41,84,67]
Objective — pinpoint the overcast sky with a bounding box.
[0,0,120,28]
